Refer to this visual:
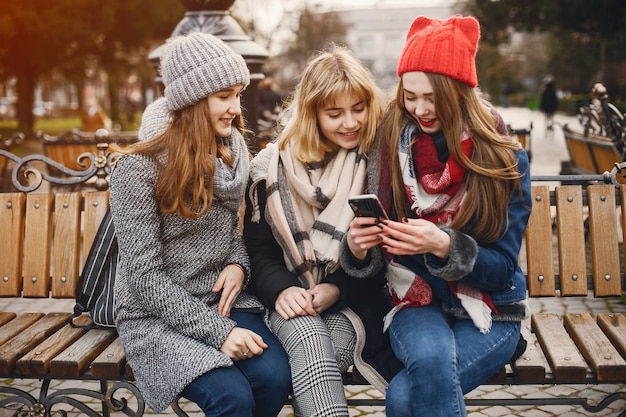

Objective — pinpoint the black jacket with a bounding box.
[243,180,402,388]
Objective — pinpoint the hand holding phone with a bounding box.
[348,194,389,219]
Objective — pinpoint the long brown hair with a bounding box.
[114,98,242,219]
[380,73,522,244]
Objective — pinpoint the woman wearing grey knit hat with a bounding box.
[109,32,291,417]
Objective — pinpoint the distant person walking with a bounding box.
[81,100,108,132]
[540,77,559,131]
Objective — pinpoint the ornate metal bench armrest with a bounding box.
[0,143,117,192]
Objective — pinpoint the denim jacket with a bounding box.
[341,149,532,322]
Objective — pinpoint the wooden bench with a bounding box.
[0,135,626,416]
[0,132,25,192]
[0,141,150,417]
[561,124,626,185]
[38,128,138,173]
[508,123,533,162]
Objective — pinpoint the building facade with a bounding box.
[329,1,463,92]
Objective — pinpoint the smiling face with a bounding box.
[401,71,441,134]
[206,84,245,137]
[316,93,368,151]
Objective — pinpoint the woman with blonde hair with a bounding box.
[109,32,291,417]
[244,44,402,417]
[343,16,532,416]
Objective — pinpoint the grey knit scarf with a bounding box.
[212,130,250,213]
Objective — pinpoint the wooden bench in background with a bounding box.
[0,131,625,416]
[0,133,25,192]
[38,128,137,173]
[561,124,626,185]
[508,123,533,162]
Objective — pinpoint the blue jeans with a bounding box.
[181,311,292,417]
[386,305,521,417]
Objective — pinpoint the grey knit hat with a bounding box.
[160,32,250,111]
[138,97,172,141]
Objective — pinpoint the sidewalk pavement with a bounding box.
[1,107,626,416]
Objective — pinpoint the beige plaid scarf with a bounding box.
[253,142,367,289]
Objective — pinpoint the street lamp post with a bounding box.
[148,0,269,139]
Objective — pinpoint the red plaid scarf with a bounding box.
[380,122,495,334]
[378,123,471,244]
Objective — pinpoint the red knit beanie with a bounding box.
[396,15,480,88]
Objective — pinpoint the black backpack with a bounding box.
[71,209,118,329]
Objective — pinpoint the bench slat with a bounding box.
[564,312,626,381]
[46,143,96,172]
[74,144,98,170]
[555,186,588,295]
[590,146,625,182]
[0,154,6,178]
[597,313,626,360]
[0,313,71,374]
[526,186,556,296]
[0,193,25,296]
[565,137,597,174]
[531,313,587,382]
[484,367,506,383]
[15,315,90,375]
[50,328,117,377]
[0,313,17,327]
[512,322,549,383]
[587,185,622,296]
[82,192,110,256]
[91,337,127,378]
[620,184,626,281]
[0,313,45,346]
[22,193,54,297]
[51,193,82,298]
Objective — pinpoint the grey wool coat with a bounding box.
[109,139,262,412]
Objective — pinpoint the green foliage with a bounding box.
[466,0,626,52]
[0,0,185,133]
[546,32,603,94]
[0,0,184,76]
[558,95,589,116]
[282,7,347,77]
[465,0,626,95]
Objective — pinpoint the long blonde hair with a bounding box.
[277,44,385,162]
[114,99,242,219]
[380,73,522,244]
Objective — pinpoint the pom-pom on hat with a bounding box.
[160,32,250,111]
[138,97,172,142]
[396,15,480,88]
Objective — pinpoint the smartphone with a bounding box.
[348,194,389,219]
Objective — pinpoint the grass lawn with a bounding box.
[0,113,142,137]
[0,116,82,136]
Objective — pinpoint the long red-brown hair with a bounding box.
[114,98,242,219]
[378,73,522,244]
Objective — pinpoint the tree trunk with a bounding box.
[16,72,36,138]
[107,70,121,129]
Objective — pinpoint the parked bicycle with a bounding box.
[577,83,626,157]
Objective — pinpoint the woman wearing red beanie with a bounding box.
[340,15,531,416]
